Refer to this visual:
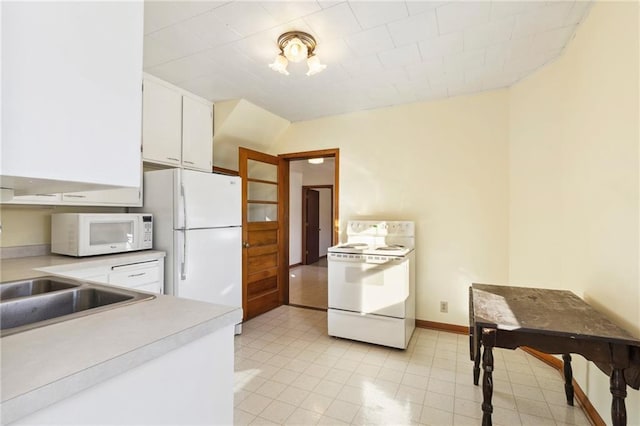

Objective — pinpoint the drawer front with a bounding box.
[109,265,159,287]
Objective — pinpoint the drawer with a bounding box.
[109,261,159,287]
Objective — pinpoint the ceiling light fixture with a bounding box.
[269,31,326,77]
[308,158,324,165]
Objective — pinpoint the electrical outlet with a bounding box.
[440,301,448,313]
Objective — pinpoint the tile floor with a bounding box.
[288,261,328,310]
[234,306,591,426]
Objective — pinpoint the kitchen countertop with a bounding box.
[0,252,243,424]
[0,250,167,282]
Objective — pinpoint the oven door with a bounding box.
[328,255,409,318]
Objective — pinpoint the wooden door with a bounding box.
[239,148,287,320]
[304,188,320,264]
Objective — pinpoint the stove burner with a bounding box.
[338,243,368,249]
[376,245,405,251]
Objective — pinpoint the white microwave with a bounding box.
[51,213,153,257]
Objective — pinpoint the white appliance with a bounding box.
[137,169,242,331]
[328,220,415,349]
[51,213,153,257]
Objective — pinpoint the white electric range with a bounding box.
[327,220,416,349]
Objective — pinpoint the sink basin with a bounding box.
[0,277,81,300]
[0,277,154,337]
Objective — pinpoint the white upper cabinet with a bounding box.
[1,2,144,194]
[182,97,214,172]
[142,74,213,173]
[142,79,183,167]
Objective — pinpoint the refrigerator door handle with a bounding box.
[181,231,187,280]
[181,183,188,230]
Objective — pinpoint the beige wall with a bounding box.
[271,91,511,325]
[509,1,639,423]
[0,205,125,248]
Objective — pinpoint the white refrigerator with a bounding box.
[138,169,242,329]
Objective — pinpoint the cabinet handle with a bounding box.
[65,194,86,198]
[183,160,194,164]
[127,272,146,278]
[166,157,180,162]
[35,194,57,197]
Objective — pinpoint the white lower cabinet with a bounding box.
[12,325,234,426]
[108,260,163,294]
[41,256,164,294]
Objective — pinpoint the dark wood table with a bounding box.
[469,283,640,426]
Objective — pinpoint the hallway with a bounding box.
[289,258,327,310]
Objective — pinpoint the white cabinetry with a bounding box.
[42,257,164,295]
[1,2,143,195]
[108,260,163,294]
[141,79,183,167]
[142,75,213,172]
[1,180,142,207]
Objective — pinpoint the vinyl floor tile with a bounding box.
[234,305,592,426]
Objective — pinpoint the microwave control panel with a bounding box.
[143,214,153,248]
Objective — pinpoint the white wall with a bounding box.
[272,91,511,324]
[509,2,639,423]
[317,188,332,256]
[289,171,303,265]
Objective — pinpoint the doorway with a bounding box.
[282,150,338,310]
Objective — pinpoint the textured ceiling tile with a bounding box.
[378,43,422,69]
[418,33,464,60]
[143,1,224,34]
[489,1,545,21]
[211,2,279,37]
[511,2,575,39]
[404,57,444,80]
[530,26,577,52]
[387,10,438,47]
[260,1,322,23]
[349,1,409,29]
[304,2,362,40]
[341,54,384,77]
[141,0,592,121]
[143,36,184,68]
[436,2,491,35]
[444,48,486,73]
[345,26,395,57]
[463,17,515,51]
[146,25,210,58]
[146,53,216,85]
[406,1,449,16]
[175,10,242,49]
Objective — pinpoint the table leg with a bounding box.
[481,329,496,426]
[473,326,481,385]
[562,354,574,406]
[610,368,627,426]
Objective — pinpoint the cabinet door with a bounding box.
[182,96,213,172]
[2,2,142,191]
[142,79,182,167]
[62,186,141,206]
[3,192,61,205]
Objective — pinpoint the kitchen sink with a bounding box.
[0,277,154,337]
[0,277,81,300]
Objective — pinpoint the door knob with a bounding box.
[243,242,250,248]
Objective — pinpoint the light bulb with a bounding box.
[268,54,289,75]
[283,37,308,63]
[306,54,327,76]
